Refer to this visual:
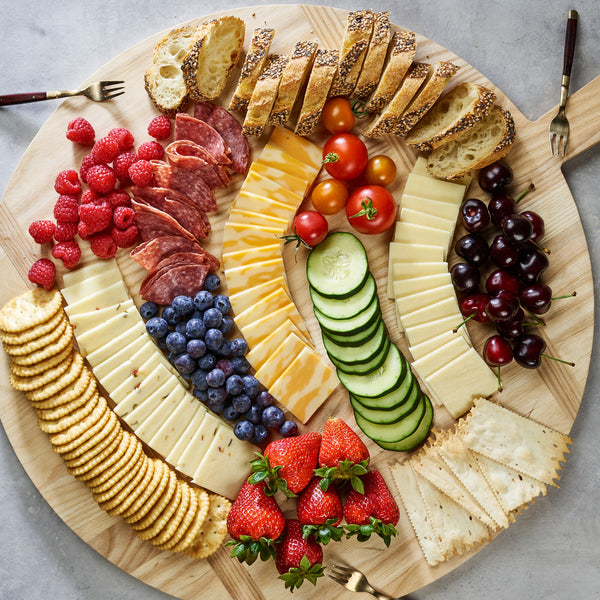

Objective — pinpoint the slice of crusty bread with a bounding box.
[229,27,275,113]
[295,48,339,136]
[144,25,199,115]
[426,105,516,180]
[364,30,416,113]
[405,83,497,152]
[181,16,245,102]
[268,41,318,127]
[330,9,374,97]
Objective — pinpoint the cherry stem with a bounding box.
[552,291,577,301]
[496,366,504,392]
[542,354,575,367]
[453,314,474,332]
[524,309,546,326]
[534,240,551,255]
[515,183,535,204]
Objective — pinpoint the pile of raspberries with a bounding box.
[28,115,171,290]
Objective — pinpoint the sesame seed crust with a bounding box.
[391,30,416,55]
[240,28,275,78]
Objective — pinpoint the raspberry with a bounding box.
[113,151,138,183]
[28,258,56,290]
[148,115,171,140]
[79,154,97,183]
[52,240,81,269]
[137,141,164,161]
[77,221,91,240]
[90,231,117,259]
[112,206,135,229]
[106,190,131,208]
[28,220,56,244]
[111,224,139,248]
[66,117,95,145]
[54,169,81,195]
[79,200,112,234]
[128,159,153,186]
[91,136,120,165]
[107,127,134,151]
[80,189,100,205]
[54,221,78,242]
[86,164,117,194]
[53,195,79,222]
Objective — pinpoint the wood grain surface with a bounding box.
[0,5,597,599]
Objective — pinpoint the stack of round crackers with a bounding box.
[1,287,230,559]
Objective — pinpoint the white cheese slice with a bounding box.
[400,194,461,221]
[400,207,456,234]
[68,299,135,334]
[411,337,471,382]
[401,297,462,330]
[387,243,445,299]
[63,281,130,317]
[61,269,124,305]
[95,339,156,392]
[61,258,122,288]
[85,321,147,367]
[404,315,469,347]
[409,329,470,360]
[111,359,171,406]
[166,408,207,466]
[393,273,452,298]
[403,172,465,204]
[175,412,222,477]
[396,284,458,319]
[393,221,452,256]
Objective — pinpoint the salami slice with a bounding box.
[131,200,197,242]
[150,160,217,212]
[165,140,231,188]
[140,252,214,296]
[194,102,250,175]
[175,113,231,166]
[130,236,220,272]
[141,263,211,305]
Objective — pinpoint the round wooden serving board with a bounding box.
[0,5,598,599]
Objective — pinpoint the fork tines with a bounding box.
[101,80,125,100]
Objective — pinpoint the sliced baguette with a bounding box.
[268,41,318,126]
[181,16,245,102]
[144,25,198,115]
[242,55,289,137]
[363,62,430,138]
[426,105,516,180]
[330,9,374,97]
[405,83,496,151]
[229,27,275,113]
[394,61,460,137]
[364,30,416,113]
[295,48,339,136]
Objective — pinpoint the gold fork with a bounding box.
[549,9,578,156]
[327,564,416,600]
[0,81,125,106]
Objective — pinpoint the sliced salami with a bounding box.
[194,102,250,174]
[140,252,214,296]
[132,200,197,242]
[174,113,231,166]
[165,140,231,189]
[141,263,211,305]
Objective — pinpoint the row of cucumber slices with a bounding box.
[306,232,433,451]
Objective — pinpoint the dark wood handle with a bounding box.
[0,92,49,106]
[563,9,578,77]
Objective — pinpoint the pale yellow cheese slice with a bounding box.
[61,257,122,288]
[121,375,180,429]
[111,359,171,406]
[401,297,463,329]
[393,221,452,257]
[94,339,156,392]
[222,244,282,272]
[254,332,310,389]
[400,194,461,221]
[241,170,304,208]
[222,222,283,254]
[166,408,207,466]
[400,207,456,234]
[404,314,468,347]
[396,284,458,319]
[403,172,465,204]
[225,258,286,297]
[268,127,323,171]
[63,281,130,317]
[411,337,471,382]
[393,273,452,298]
[389,262,449,302]
[228,208,289,230]
[67,299,135,334]
[234,287,294,330]
[387,243,446,299]
[229,276,287,315]
[175,412,221,477]
[245,162,308,199]
[60,269,123,305]
[85,320,147,367]
[409,329,470,360]
[241,302,309,347]
[257,144,319,184]
[246,318,311,369]
[232,190,296,221]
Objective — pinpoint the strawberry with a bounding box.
[275,519,325,591]
[314,418,369,492]
[343,470,399,547]
[296,477,344,544]
[225,481,285,564]
[249,431,321,497]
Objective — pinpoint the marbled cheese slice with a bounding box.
[225,258,286,296]
[228,208,289,230]
[241,303,309,347]
[234,287,293,330]
[222,222,283,254]
[245,162,308,199]
[229,276,287,315]
[233,190,296,221]
[257,144,319,183]
[222,244,282,271]
[246,318,311,369]
[268,127,323,171]
[241,170,304,208]
[254,332,310,389]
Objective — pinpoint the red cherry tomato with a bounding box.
[364,154,397,187]
[346,185,397,235]
[321,97,356,134]
[322,133,368,181]
[311,179,349,215]
[292,210,329,248]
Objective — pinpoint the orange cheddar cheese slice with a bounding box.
[229,276,287,315]
[222,222,282,254]
[240,302,309,347]
[268,127,323,172]
[233,190,296,221]
[228,208,289,230]
[222,244,282,271]
[254,331,310,389]
[243,163,307,200]
[270,347,338,423]
[224,257,286,296]
[257,144,319,183]
[234,287,292,330]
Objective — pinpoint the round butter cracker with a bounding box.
[65,429,123,476]
[9,344,73,377]
[99,455,150,513]
[92,451,146,504]
[25,352,84,401]
[151,481,193,547]
[0,288,62,333]
[3,316,68,356]
[121,459,167,522]
[9,350,73,391]
[37,392,100,434]
[29,369,92,410]
[1,310,66,345]
[35,377,97,421]
[87,434,142,492]
[58,410,119,461]
[136,481,184,542]
[130,468,178,531]
[12,323,73,366]
[106,456,156,517]
[184,494,231,559]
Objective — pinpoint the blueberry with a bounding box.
[262,405,285,429]
[242,375,259,398]
[204,273,221,292]
[166,331,187,354]
[185,318,206,340]
[206,368,226,388]
[230,338,248,357]
[232,356,251,375]
[220,315,235,335]
[244,404,263,425]
[234,420,255,442]
[193,388,208,403]
[139,301,158,320]
[203,307,223,329]
[191,369,209,391]
[231,393,251,414]
[205,328,224,352]
[194,290,213,311]
[226,374,244,396]
[217,338,232,357]
[207,387,227,412]
[216,359,234,378]
[280,420,299,437]
[198,353,217,371]
[223,404,241,422]
[146,317,168,338]
[155,336,168,350]
[252,424,269,445]
[256,390,275,409]
[175,321,189,337]
[213,294,231,315]
[187,338,206,359]
[161,306,181,326]
[172,295,195,317]
[174,353,196,375]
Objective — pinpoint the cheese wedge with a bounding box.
[225,258,286,296]
[233,190,296,221]
[403,172,465,204]
[234,287,293,330]
[400,207,456,234]
[246,318,311,369]
[111,358,171,406]
[254,332,309,389]
[241,170,304,208]
[63,281,130,317]
[222,222,283,254]
[85,321,147,367]
[411,337,471,382]
[228,208,289,230]
[257,144,319,183]
[61,258,122,287]
[268,127,323,171]
[60,269,124,304]
[166,408,207,466]
[175,412,222,476]
[244,162,308,199]
[67,299,135,333]
[241,303,309,347]
[229,276,287,315]
[222,244,283,271]
[400,194,461,222]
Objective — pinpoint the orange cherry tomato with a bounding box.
[364,155,397,187]
[311,179,349,215]
[321,97,356,134]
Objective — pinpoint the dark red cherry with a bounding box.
[490,234,520,269]
[450,262,481,294]
[483,335,514,367]
[485,291,519,322]
[485,269,521,297]
[501,213,534,245]
[478,162,513,193]
[459,293,490,323]
[513,333,546,369]
[520,283,553,314]
[455,233,489,266]
[495,307,525,339]
[488,192,518,227]
[520,210,545,243]
[517,245,549,283]
[460,198,490,233]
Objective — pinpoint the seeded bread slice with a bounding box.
[144,25,198,115]
[426,105,516,180]
[330,9,374,97]
[405,83,497,152]
[268,41,318,127]
[229,27,275,113]
[295,49,339,136]
[364,30,416,113]
[363,62,430,138]
[181,17,245,102]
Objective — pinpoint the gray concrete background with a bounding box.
[1,1,599,598]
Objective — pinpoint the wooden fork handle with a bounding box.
[563,9,578,78]
[0,92,49,106]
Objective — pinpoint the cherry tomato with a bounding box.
[292,210,328,248]
[346,185,397,235]
[322,133,368,181]
[311,179,349,215]
[364,154,397,187]
[321,97,355,134]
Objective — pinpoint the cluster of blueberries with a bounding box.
[140,273,298,444]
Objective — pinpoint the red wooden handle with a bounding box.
[0,92,49,106]
[563,9,578,78]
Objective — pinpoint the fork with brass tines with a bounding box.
[0,80,125,106]
[327,564,417,600]
[549,10,578,156]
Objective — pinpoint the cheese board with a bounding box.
[0,4,597,599]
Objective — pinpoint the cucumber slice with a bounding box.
[331,337,391,375]
[376,396,433,452]
[350,377,420,423]
[306,232,369,298]
[309,274,376,320]
[322,316,381,347]
[323,319,387,365]
[350,358,410,407]
[314,295,380,336]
